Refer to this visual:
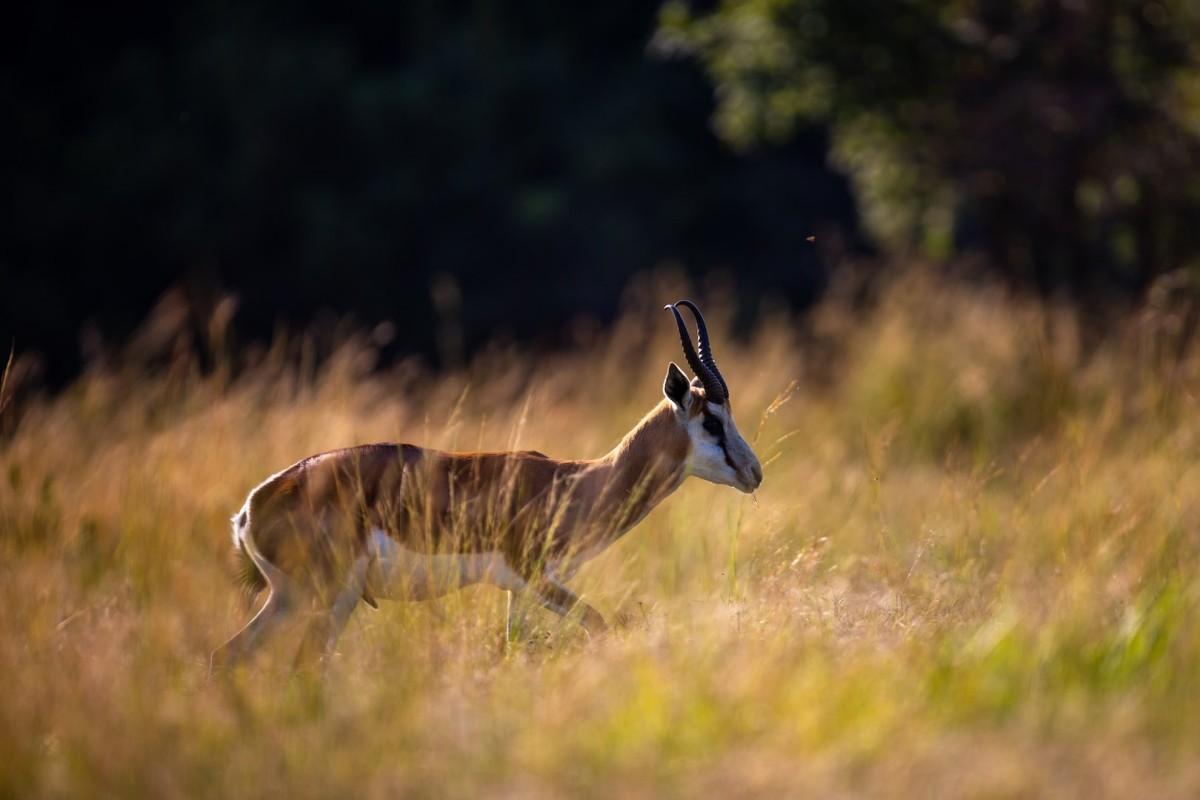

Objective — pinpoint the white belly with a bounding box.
[365,530,523,600]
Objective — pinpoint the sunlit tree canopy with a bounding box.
[658,0,1200,302]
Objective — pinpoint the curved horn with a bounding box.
[664,303,727,405]
[676,299,730,401]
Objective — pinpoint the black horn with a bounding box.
[676,299,729,401]
[665,301,727,405]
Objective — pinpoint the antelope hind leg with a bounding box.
[293,556,369,671]
[210,589,294,676]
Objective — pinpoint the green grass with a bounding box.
[2,271,1199,797]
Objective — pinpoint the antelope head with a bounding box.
[663,301,763,494]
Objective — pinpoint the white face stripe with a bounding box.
[365,530,526,600]
[681,393,762,493]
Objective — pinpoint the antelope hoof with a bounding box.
[581,609,609,637]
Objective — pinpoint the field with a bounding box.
[3,271,1200,798]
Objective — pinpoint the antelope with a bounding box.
[210,301,763,671]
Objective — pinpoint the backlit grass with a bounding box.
[2,271,1199,797]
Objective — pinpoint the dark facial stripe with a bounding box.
[703,411,739,472]
[720,443,738,473]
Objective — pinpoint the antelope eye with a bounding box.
[702,416,723,437]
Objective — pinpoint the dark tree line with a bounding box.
[2,0,858,381]
[7,0,1196,381]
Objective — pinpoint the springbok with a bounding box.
[211,301,762,671]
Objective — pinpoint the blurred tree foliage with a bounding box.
[2,0,859,380]
[658,0,1200,305]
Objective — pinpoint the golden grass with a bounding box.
[2,271,1200,798]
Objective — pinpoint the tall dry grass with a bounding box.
[2,271,1200,798]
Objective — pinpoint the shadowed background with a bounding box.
[3,0,860,383]
[6,0,1199,381]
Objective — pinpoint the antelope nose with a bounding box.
[749,463,763,488]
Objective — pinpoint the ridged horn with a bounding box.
[676,299,729,401]
[664,301,727,405]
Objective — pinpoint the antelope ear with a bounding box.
[663,362,692,411]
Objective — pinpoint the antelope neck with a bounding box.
[582,400,690,538]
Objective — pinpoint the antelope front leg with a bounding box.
[526,576,608,636]
[505,590,532,644]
